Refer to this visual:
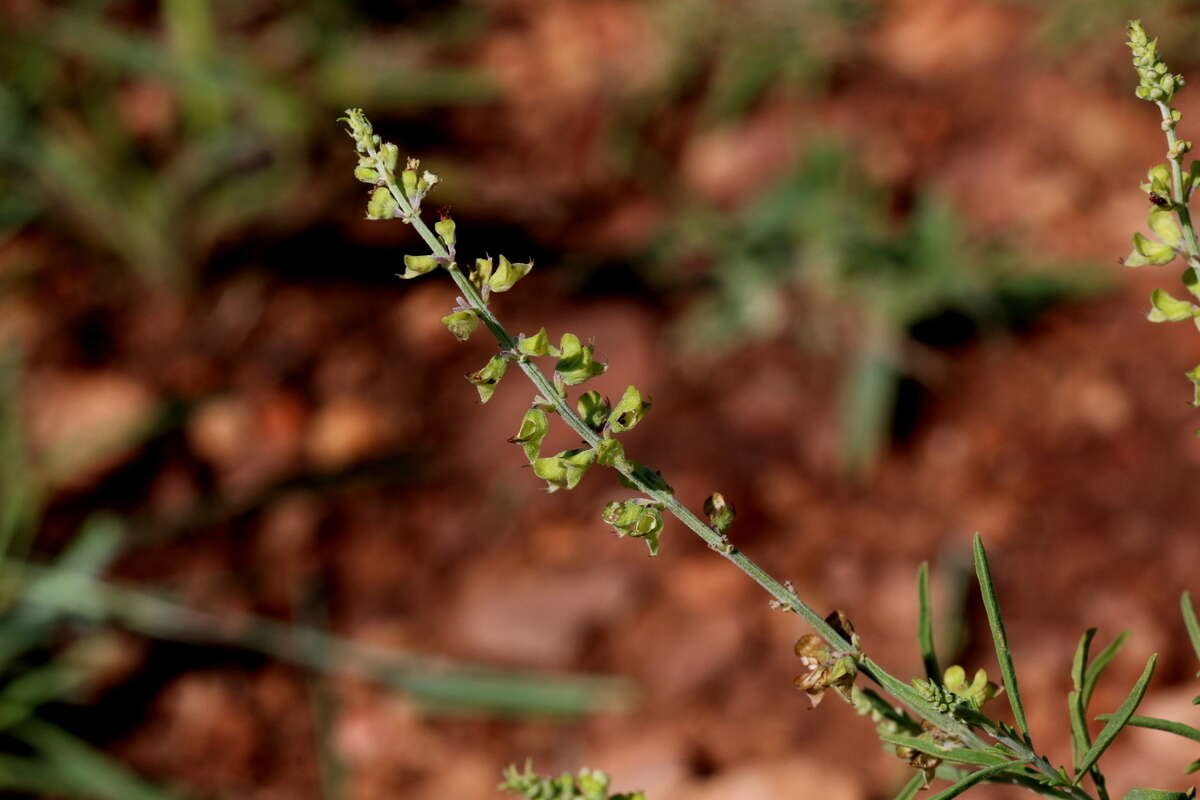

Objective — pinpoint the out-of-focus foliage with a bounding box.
[0,0,493,286]
[649,146,1101,475]
[611,0,872,175]
[1012,0,1200,58]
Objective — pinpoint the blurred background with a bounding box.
[1,0,1200,797]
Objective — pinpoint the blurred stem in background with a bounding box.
[645,145,1104,477]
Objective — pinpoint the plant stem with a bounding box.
[1156,101,1200,266]
[362,139,1094,798]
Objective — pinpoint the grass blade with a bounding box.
[928,762,1020,800]
[12,719,173,800]
[1182,592,1200,667]
[880,733,1015,767]
[1094,714,1200,743]
[972,533,1030,737]
[918,561,940,682]
[894,772,926,800]
[1075,654,1158,783]
[1083,631,1130,708]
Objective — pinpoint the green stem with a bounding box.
[1156,101,1200,266]
[362,140,1095,798]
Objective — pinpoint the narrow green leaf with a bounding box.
[1069,690,1090,771]
[1182,592,1200,665]
[879,733,1015,767]
[11,720,172,800]
[1124,789,1194,800]
[1095,714,1200,744]
[893,773,926,800]
[928,762,1020,800]
[918,561,940,682]
[1083,632,1131,708]
[973,534,1030,737]
[989,772,1080,798]
[1069,629,1097,768]
[1072,629,1097,692]
[1075,654,1158,783]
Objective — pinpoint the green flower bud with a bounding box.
[488,255,533,294]
[943,665,999,710]
[554,333,606,386]
[608,385,650,433]
[516,327,555,357]
[466,355,508,403]
[366,187,397,220]
[577,770,608,798]
[1124,232,1176,267]
[703,492,736,533]
[1128,21,1186,104]
[577,390,611,430]
[533,448,595,492]
[435,216,456,248]
[339,108,373,152]
[508,408,549,462]
[1148,287,1197,322]
[400,254,439,279]
[441,310,479,342]
[354,166,380,183]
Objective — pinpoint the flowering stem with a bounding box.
[354,128,1100,798]
[1157,101,1200,267]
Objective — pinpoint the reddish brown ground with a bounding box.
[10,0,1200,798]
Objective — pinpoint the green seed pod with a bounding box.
[466,355,508,403]
[508,408,549,462]
[1124,232,1176,267]
[1149,207,1183,247]
[576,390,611,430]
[1148,287,1197,322]
[402,168,419,198]
[354,166,379,183]
[608,385,650,433]
[435,217,456,248]
[440,310,479,342]
[703,492,735,533]
[366,187,397,220]
[516,327,554,357]
[532,448,595,492]
[400,254,439,279]
[601,499,664,555]
[594,438,625,467]
[554,333,606,386]
[488,255,533,293]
